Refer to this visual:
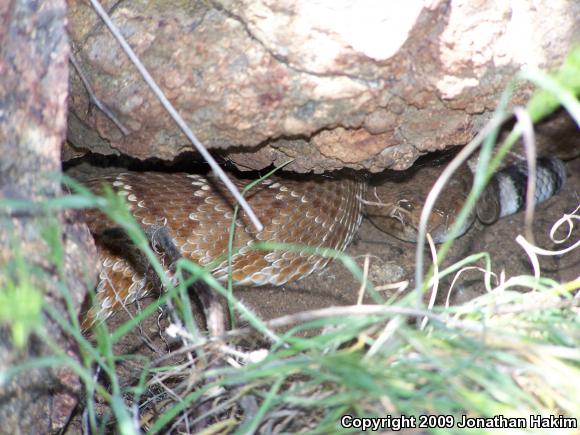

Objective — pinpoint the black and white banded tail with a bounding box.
[476,157,567,225]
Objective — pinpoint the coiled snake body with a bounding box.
[81,158,566,327]
[82,171,365,327]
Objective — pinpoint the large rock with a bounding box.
[0,1,94,432]
[67,0,580,172]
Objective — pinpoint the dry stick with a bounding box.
[88,0,264,232]
[375,281,409,292]
[358,196,395,208]
[153,305,451,365]
[239,304,444,335]
[155,290,580,367]
[357,255,370,305]
[69,53,130,136]
[513,107,537,244]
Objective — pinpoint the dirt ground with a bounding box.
[239,157,579,316]
[102,157,579,365]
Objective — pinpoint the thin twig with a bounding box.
[153,305,450,365]
[357,255,370,305]
[357,195,394,208]
[256,304,443,332]
[152,288,579,367]
[88,0,264,232]
[513,107,537,244]
[375,281,409,292]
[69,52,130,135]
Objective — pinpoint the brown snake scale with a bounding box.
[82,171,366,327]
[80,156,566,329]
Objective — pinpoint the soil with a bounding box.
[241,158,579,315]
[100,158,579,364]
[67,155,577,435]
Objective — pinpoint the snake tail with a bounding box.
[476,157,567,225]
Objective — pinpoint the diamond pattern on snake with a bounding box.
[77,156,567,329]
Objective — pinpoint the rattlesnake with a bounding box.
[79,156,567,327]
[366,156,567,243]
